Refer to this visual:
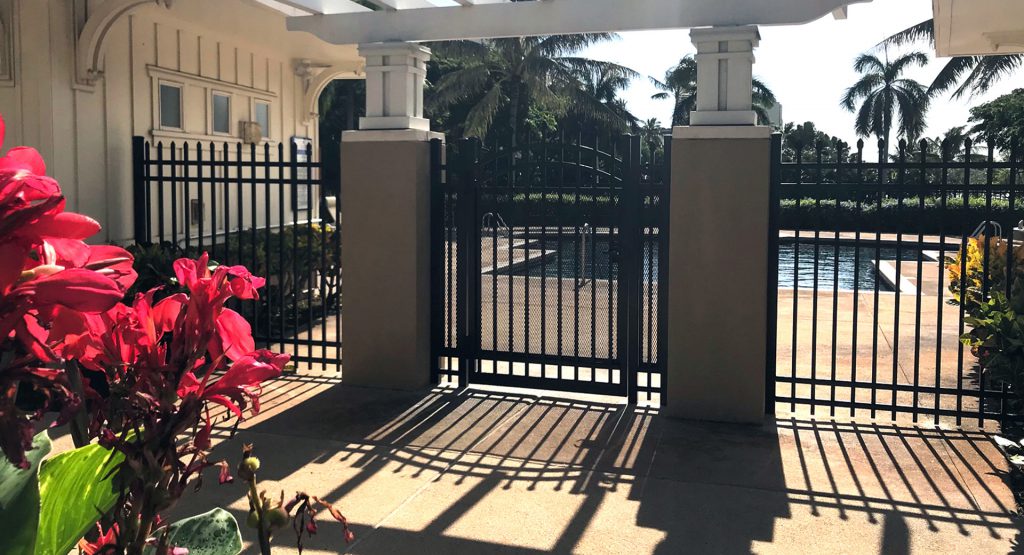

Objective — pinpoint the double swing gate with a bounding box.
[431,134,669,405]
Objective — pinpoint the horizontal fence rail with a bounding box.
[432,133,668,405]
[769,134,1023,427]
[132,137,341,372]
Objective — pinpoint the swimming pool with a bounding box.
[496,236,929,291]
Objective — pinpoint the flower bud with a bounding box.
[266,507,289,529]
[237,456,260,481]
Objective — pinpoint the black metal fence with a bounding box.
[769,133,1023,426]
[432,134,668,405]
[132,137,341,371]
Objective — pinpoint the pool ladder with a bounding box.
[482,212,511,238]
[577,223,592,289]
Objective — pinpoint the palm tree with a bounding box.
[427,35,639,143]
[639,118,663,155]
[570,64,641,132]
[882,20,1024,99]
[840,50,931,155]
[650,56,697,126]
[650,55,778,126]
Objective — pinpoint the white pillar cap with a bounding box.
[688,25,762,127]
[358,42,432,131]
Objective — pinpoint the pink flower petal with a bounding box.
[32,268,123,312]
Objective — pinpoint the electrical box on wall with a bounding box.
[240,121,262,144]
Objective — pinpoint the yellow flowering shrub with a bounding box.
[947,234,1024,315]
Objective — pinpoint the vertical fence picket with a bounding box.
[766,130,1024,425]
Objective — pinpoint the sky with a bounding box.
[581,0,1022,146]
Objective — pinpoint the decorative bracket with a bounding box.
[296,59,365,125]
[75,0,173,89]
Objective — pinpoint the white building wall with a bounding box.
[0,0,361,243]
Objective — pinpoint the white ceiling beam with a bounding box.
[287,0,873,44]
[282,0,373,15]
[361,0,439,10]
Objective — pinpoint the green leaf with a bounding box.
[147,508,243,555]
[0,430,52,555]
[0,430,51,509]
[36,442,125,555]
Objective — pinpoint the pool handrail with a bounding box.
[971,220,1003,238]
[481,212,511,238]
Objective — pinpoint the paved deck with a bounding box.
[157,375,1020,554]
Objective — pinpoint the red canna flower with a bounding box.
[0,113,136,468]
[77,522,119,555]
[177,350,289,421]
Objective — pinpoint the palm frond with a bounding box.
[841,74,883,110]
[853,93,877,138]
[955,54,1024,98]
[893,85,929,141]
[878,19,935,48]
[853,53,885,75]
[429,40,492,62]
[463,83,506,139]
[429,64,494,109]
[752,78,777,107]
[536,33,619,57]
[886,51,930,78]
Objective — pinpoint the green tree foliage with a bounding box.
[780,121,846,162]
[317,80,365,195]
[650,55,777,126]
[425,35,639,143]
[882,19,1024,99]
[968,88,1024,155]
[841,50,931,155]
[639,118,664,159]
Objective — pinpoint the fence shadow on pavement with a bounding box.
[185,376,1021,553]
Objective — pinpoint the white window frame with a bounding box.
[252,99,271,140]
[210,90,233,136]
[158,80,184,131]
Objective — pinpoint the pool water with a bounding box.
[504,237,630,281]
[781,243,885,291]
[497,238,928,291]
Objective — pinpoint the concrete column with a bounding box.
[667,126,771,423]
[666,25,770,423]
[341,129,442,389]
[689,25,760,126]
[341,42,440,390]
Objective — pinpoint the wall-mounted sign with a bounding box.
[292,136,313,211]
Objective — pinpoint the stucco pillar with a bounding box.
[340,42,441,390]
[666,26,769,423]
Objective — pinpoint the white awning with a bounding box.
[281,0,872,45]
[933,0,1024,56]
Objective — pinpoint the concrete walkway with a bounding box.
[168,373,1021,554]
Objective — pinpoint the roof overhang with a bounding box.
[284,0,873,45]
[933,0,1024,56]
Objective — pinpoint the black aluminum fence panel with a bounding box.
[132,137,342,372]
[432,134,668,405]
[768,133,1023,426]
